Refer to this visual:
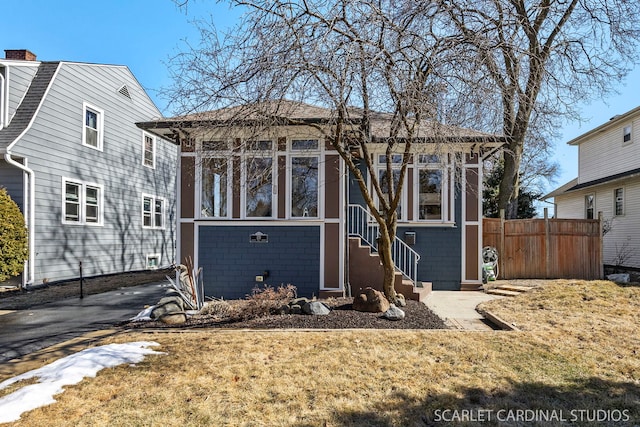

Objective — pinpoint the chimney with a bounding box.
[4,49,37,61]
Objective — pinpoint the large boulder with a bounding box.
[159,312,187,324]
[353,287,390,313]
[302,301,331,315]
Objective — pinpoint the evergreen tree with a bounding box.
[0,188,28,282]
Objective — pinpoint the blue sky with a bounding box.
[3,0,639,200]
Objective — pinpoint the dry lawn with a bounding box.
[2,279,639,426]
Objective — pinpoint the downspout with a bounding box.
[4,152,35,287]
[0,71,5,130]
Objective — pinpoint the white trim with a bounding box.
[61,177,104,226]
[141,193,166,229]
[82,102,104,151]
[142,131,156,169]
[146,253,161,269]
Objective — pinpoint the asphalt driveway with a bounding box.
[0,281,169,363]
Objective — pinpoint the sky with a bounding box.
[0,341,163,423]
[3,0,639,201]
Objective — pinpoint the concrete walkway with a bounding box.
[424,290,503,330]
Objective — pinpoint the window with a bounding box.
[615,188,624,216]
[142,133,155,168]
[417,155,445,221]
[623,125,632,144]
[62,179,102,225]
[143,195,165,228]
[82,103,104,150]
[201,157,229,218]
[585,194,595,219]
[146,254,161,269]
[376,154,404,220]
[291,156,319,217]
[245,157,273,217]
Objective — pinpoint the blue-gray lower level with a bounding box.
[397,225,462,290]
[198,225,321,299]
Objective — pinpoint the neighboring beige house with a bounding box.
[544,105,640,269]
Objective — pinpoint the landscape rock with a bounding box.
[353,287,390,313]
[395,293,407,307]
[607,273,630,283]
[159,312,187,324]
[157,296,185,311]
[151,301,183,320]
[290,304,303,315]
[277,304,291,315]
[302,301,331,315]
[383,305,405,321]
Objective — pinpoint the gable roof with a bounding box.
[567,105,640,146]
[0,62,59,152]
[137,100,506,144]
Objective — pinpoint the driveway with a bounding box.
[0,281,169,363]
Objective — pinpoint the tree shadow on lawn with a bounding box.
[307,377,640,427]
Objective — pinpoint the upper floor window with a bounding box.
[62,178,103,225]
[623,125,632,144]
[614,188,624,216]
[142,194,165,229]
[585,194,595,219]
[143,133,155,168]
[376,154,404,220]
[245,157,273,218]
[201,157,229,218]
[290,139,320,218]
[417,155,445,221]
[82,102,104,151]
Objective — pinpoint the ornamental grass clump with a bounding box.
[0,188,28,283]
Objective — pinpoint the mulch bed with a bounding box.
[124,298,449,330]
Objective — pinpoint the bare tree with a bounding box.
[166,0,474,303]
[439,0,640,218]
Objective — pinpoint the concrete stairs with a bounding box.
[348,237,431,302]
[485,284,535,297]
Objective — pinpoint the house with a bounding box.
[544,105,640,269]
[0,49,178,287]
[137,101,504,300]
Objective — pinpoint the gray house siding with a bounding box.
[9,62,177,283]
[198,225,321,299]
[6,63,38,120]
[0,159,24,210]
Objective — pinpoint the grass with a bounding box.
[2,279,639,426]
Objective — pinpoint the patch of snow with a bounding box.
[0,341,164,423]
[130,305,156,322]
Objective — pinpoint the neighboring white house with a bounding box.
[544,105,640,269]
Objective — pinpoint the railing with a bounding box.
[348,204,420,285]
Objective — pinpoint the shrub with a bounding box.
[236,284,297,320]
[0,188,28,282]
[199,299,233,317]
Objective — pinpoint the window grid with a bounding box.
[82,103,103,150]
[143,134,155,168]
[142,195,165,229]
[614,188,624,216]
[62,179,102,225]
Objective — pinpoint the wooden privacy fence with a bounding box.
[483,213,603,280]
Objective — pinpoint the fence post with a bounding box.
[499,209,505,279]
[598,211,604,279]
[544,208,551,279]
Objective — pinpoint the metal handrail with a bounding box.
[347,204,420,284]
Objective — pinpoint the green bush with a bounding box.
[0,188,28,282]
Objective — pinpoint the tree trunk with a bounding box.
[377,233,397,303]
[498,143,523,219]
